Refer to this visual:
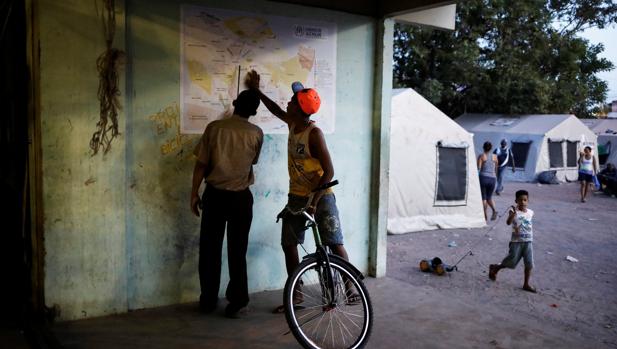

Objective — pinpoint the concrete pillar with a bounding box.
[368,18,393,277]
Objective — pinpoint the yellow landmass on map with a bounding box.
[264,54,311,89]
[223,16,275,42]
[298,45,315,71]
[186,60,212,94]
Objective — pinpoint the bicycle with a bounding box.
[276,180,373,349]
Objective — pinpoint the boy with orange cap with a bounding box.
[245,70,353,313]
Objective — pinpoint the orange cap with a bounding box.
[292,81,321,115]
[297,88,321,115]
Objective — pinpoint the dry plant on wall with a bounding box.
[90,0,125,156]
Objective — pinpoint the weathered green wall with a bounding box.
[41,0,128,319]
[41,0,376,320]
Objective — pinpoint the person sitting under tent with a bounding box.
[598,163,617,196]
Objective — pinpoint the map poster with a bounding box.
[180,6,337,134]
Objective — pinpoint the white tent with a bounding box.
[456,113,598,182]
[388,89,485,234]
[582,118,617,167]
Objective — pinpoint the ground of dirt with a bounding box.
[388,182,617,348]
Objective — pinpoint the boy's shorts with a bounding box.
[281,193,344,247]
[500,242,534,269]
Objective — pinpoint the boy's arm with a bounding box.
[308,127,334,212]
[506,206,516,225]
[245,70,292,124]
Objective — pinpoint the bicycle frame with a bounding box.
[301,213,337,306]
[301,213,365,308]
[280,180,373,349]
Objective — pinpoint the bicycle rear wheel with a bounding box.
[284,256,373,349]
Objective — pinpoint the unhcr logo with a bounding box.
[294,25,325,39]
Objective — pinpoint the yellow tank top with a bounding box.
[287,123,332,197]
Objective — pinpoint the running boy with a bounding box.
[489,189,536,293]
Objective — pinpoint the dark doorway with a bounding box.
[511,141,532,170]
[0,1,43,347]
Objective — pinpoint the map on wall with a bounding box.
[180,6,337,134]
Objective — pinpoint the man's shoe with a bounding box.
[225,304,248,319]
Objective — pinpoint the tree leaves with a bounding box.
[393,0,616,118]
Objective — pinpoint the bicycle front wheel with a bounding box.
[283,256,373,349]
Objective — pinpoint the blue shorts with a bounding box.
[500,242,534,269]
[281,193,344,247]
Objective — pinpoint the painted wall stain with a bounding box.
[148,102,194,156]
[84,177,96,186]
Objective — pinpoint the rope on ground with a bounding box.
[450,206,512,270]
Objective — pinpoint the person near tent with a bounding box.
[190,90,264,318]
[477,141,498,221]
[578,146,598,203]
[489,189,536,293]
[598,163,617,196]
[244,70,354,314]
[493,139,515,195]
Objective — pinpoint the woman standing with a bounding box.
[478,141,499,221]
[578,146,598,202]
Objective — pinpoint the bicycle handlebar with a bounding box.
[275,180,339,223]
[312,180,338,193]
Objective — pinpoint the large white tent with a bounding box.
[456,113,598,182]
[388,89,485,234]
[582,118,617,167]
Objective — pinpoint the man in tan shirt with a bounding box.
[191,89,263,318]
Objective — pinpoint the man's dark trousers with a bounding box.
[199,185,253,310]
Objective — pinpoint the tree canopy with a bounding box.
[393,0,617,118]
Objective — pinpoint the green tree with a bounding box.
[394,0,616,118]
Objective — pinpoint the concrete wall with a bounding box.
[40,0,128,319]
[41,0,377,320]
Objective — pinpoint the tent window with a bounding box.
[599,141,611,165]
[549,141,564,168]
[435,146,467,203]
[511,142,531,169]
[566,141,579,167]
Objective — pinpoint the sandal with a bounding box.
[346,293,362,306]
[522,285,537,293]
[491,211,498,220]
[488,264,497,281]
